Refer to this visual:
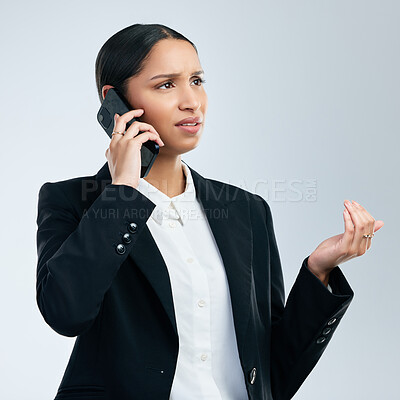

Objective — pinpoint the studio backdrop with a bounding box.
[0,1,397,399]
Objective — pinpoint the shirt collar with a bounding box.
[136,160,196,226]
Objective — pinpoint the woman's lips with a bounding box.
[175,123,202,134]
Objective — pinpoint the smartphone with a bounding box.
[97,88,159,178]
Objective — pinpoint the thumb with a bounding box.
[373,220,384,233]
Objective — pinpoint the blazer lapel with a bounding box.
[94,161,253,355]
[187,165,253,353]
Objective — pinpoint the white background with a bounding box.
[0,0,398,398]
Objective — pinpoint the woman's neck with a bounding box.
[143,155,186,198]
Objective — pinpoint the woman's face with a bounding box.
[107,39,208,157]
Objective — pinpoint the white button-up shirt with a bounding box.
[136,160,249,400]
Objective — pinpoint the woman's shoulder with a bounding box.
[37,166,104,218]
[39,172,99,195]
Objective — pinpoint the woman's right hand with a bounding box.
[105,109,164,189]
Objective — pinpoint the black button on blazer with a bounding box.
[35,161,354,400]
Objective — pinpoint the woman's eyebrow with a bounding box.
[149,70,204,80]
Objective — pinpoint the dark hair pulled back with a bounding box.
[95,23,197,104]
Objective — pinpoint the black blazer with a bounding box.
[36,161,354,400]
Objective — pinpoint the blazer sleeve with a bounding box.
[256,195,354,400]
[35,182,156,337]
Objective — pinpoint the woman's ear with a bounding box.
[102,85,115,100]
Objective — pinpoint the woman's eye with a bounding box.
[193,78,206,86]
[157,78,206,90]
[158,81,174,90]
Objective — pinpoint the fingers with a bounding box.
[124,120,160,140]
[352,200,375,250]
[351,200,370,252]
[112,110,164,146]
[344,200,375,254]
[110,113,126,143]
[112,109,145,141]
[345,200,368,254]
[131,131,165,148]
[342,207,355,250]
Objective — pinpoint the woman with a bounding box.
[36,23,384,400]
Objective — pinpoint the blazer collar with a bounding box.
[95,160,253,359]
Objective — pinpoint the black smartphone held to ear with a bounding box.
[97,88,159,178]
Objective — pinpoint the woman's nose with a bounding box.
[178,87,202,111]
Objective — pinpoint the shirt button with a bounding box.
[169,221,176,228]
[187,257,194,263]
[327,317,337,325]
[200,354,208,361]
[198,300,206,307]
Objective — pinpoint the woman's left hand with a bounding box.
[307,199,384,284]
